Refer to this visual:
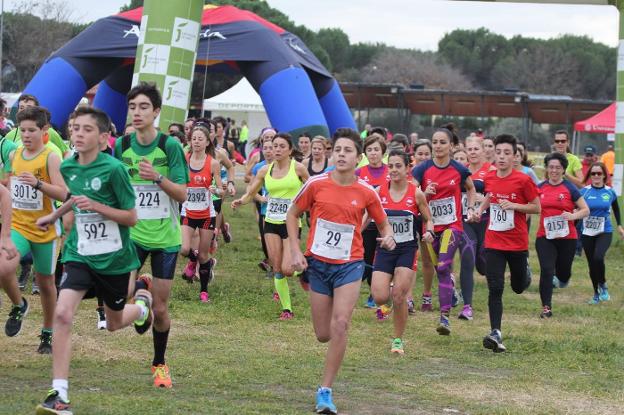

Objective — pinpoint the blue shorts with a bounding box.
[305,257,364,297]
[373,244,418,275]
[134,243,178,280]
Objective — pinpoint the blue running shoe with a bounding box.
[365,295,376,309]
[599,284,610,302]
[436,314,451,335]
[552,276,569,289]
[483,329,506,353]
[315,387,337,414]
[587,294,600,305]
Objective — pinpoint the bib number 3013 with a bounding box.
[311,218,355,260]
[76,213,122,256]
[10,176,43,211]
[133,184,170,220]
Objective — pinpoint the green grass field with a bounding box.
[1,181,624,414]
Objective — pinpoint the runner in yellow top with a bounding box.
[1,106,66,354]
[232,133,309,320]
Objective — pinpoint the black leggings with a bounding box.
[255,202,268,260]
[535,237,577,308]
[485,249,530,331]
[362,227,379,287]
[581,233,612,294]
[458,221,487,305]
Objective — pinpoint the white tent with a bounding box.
[203,78,269,140]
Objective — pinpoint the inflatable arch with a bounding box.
[22,5,356,137]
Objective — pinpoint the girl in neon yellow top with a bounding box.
[232,133,309,320]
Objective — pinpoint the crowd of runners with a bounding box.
[0,83,621,415]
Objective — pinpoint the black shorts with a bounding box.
[264,222,301,239]
[134,243,178,280]
[182,216,215,231]
[373,243,418,274]
[59,262,129,311]
[213,198,222,214]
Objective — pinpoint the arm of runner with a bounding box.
[244,153,259,183]
[611,198,623,238]
[0,184,18,259]
[416,188,435,243]
[286,202,307,271]
[19,151,68,201]
[72,195,137,227]
[472,193,491,220]
[561,196,589,221]
[218,149,236,196]
[376,219,396,251]
[499,196,540,214]
[295,161,310,184]
[36,198,74,230]
[210,158,224,197]
[565,166,584,188]
[138,158,187,203]
[232,165,267,208]
[464,177,478,221]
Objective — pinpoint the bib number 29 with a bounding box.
[325,230,342,246]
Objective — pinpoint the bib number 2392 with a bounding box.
[134,184,170,220]
[76,213,122,256]
[311,218,355,260]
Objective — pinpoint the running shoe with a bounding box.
[182,260,196,283]
[208,258,217,283]
[279,310,294,320]
[18,263,31,291]
[35,389,72,415]
[376,304,392,321]
[587,294,600,305]
[97,308,107,330]
[32,282,40,295]
[315,387,337,414]
[450,274,459,308]
[222,222,232,243]
[458,304,473,321]
[258,259,271,272]
[133,289,153,335]
[272,292,280,302]
[540,305,553,319]
[365,295,376,309]
[390,338,405,355]
[200,291,210,303]
[599,284,610,302]
[483,329,506,353]
[420,294,433,312]
[552,275,568,289]
[37,330,53,354]
[209,234,218,254]
[407,298,415,315]
[136,273,153,293]
[5,297,29,337]
[436,314,451,335]
[152,364,173,388]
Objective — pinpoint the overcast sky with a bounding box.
[3,0,618,50]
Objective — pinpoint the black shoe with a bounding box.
[540,306,553,319]
[5,297,29,337]
[523,273,532,292]
[32,283,40,295]
[483,329,506,353]
[38,331,53,354]
[35,389,72,414]
[18,264,31,291]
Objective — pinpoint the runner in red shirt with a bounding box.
[180,125,222,302]
[371,149,433,355]
[535,152,589,318]
[471,134,540,353]
[356,133,389,310]
[411,124,477,335]
[287,128,395,415]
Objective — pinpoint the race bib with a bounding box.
[133,184,170,220]
[311,218,355,260]
[10,176,43,211]
[488,204,515,231]
[582,216,605,237]
[544,215,569,239]
[388,215,415,243]
[266,197,291,222]
[76,213,122,256]
[429,196,456,226]
[185,187,211,212]
[461,192,481,217]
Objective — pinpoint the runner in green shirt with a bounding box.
[553,130,583,188]
[34,107,152,415]
[114,82,188,389]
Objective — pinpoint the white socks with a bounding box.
[52,379,69,401]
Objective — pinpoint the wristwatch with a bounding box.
[154,174,164,184]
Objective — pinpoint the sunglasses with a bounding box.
[590,171,603,176]
[554,140,567,144]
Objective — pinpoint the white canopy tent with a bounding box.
[203,78,270,141]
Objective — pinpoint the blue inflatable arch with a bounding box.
[23,5,355,138]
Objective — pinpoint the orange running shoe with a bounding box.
[137,273,153,292]
[152,364,173,388]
